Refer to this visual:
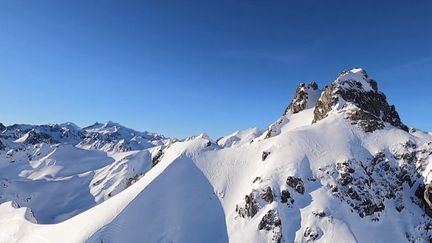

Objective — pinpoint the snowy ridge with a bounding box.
[1,68,432,243]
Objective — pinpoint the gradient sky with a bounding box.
[1,0,431,138]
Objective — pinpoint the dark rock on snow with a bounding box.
[286,176,305,194]
[312,69,408,132]
[258,209,282,243]
[284,82,320,115]
[261,186,274,203]
[262,151,271,161]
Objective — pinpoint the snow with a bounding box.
[217,128,263,147]
[334,68,373,92]
[1,111,431,242]
[0,69,431,243]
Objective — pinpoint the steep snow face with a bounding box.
[194,113,432,243]
[87,152,228,243]
[0,68,432,243]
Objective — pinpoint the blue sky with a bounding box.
[1,0,431,138]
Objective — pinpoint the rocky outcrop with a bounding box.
[319,156,393,219]
[316,143,432,220]
[152,148,164,167]
[0,123,5,132]
[261,186,274,203]
[262,151,271,161]
[425,185,432,215]
[303,226,321,242]
[284,82,321,115]
[416,183,432,217]
[312,68,408,132]
[286,176,305,194]
[258,209,282,243]
[280,189,293,204]
[236,193,258,218]
[0,139,5,150]
[25,130,58,145]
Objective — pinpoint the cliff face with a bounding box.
[284,82,321,115]
[313,68,408,132]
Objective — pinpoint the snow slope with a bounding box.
[1,68,432,243]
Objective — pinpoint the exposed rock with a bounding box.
[253,177,262,184]
[318,155,403,219]
[258,209,282,243]
[286,176,305,194]
[312,68,408,132]
[258,209,281,230]
[0,122,5,132]
[244,194,258,217]
[303,226,321,242]
[262,151,271,161]
[312,210,326,218]
[236,193,258,218]
[25,130,58,145]
[313,86,334,123]
[114,139,132,152]
[281,190,294,203]
[336,161,354,186]
[0,139,5,151]
[416,183,432,217]
[261,186,274,203]
[284,82,321,115]
[126,173,143,188]
[152,149,164,167]
[265,116,288,139]
[362,199,385,217]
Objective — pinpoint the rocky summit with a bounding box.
[1,68,432,243]
[312,68,408,132]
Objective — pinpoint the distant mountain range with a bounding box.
[1,68,431,243]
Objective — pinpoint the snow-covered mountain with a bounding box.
[1,68,432,243]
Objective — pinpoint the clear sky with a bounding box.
[1,0,431,138]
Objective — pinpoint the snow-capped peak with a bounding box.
[333,68,375,92]
[59,122,81,131]
[313,68,408,132]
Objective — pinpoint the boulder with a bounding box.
[262,151,271,161]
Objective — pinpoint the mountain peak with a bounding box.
[59,122,81,131]
[103,120,122,128]
[83,121,124,131]
[313,68,408,132]
[333,68,376,92]
[283,81,321,115]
